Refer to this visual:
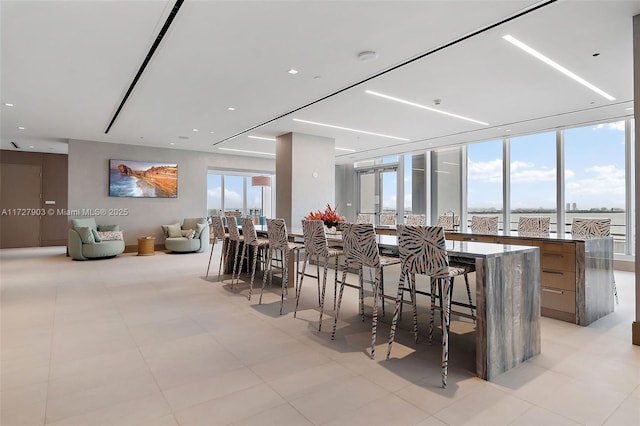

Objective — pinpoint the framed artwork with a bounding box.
[109,159,177,198]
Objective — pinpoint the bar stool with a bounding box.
[296,220,344,324]
[356,213,371,224]
[517,216,550,235]
[386,225,472,388]
[331,223,401,359]
[206,215,228,280]
[571,217,617,304]
[405,214,426,225]
[470,216,498,234]
[436,214,459,231]
[239,217,270,300]
[259,218,304,315]
[226,217,244,289]
[380,213,397,225]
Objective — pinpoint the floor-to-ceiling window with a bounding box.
[510,132,557,232]
[432,147,462,224]
[467,139,503,230]
[207,172,274,219]
[564,120,626,253]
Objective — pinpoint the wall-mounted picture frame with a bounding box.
[109,159,178,198]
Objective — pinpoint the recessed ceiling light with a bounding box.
[293,118,409,141]
[365,90,489,126]
[227,107,236,111]
[29,145,34,148]
[193,128,199,132]
[357,50,378,62]
[17,126,25,130]
[505,129,512,132]
[248,135,276,141]
[209,131,215,134]
[287,69,298,74]
[4,103,14,107]
[625,107,633,111]
[219,147,275,156]
[169,142,175,145]
[503,35,615,101]
[335,147,356,152]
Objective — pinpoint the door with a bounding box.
[1,163,41,248]
[357,166,398,224]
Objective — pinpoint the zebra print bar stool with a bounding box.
[380,213,397,225]
[259,218,304,315]
[226,217,244,289]
[518,216,550,235]
[386,225,472,388]
[206,216,228,281]
[239,217,270,300]
[296,220,344,324]
[437,214,459,231]
[331,223,401,359]
[405,214,426,225]
[470,216,498,234]
[571,217,617,304]
[356,213,371,224]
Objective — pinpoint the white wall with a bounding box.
[68,139,274,245]
[276,132,335,228]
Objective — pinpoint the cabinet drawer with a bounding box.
[537,241,575,254]
[496,237,531,246]
[540,251,575,271]
[541,269,575,291]
[541,288,576,313]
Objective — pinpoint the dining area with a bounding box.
[205,214,543,387]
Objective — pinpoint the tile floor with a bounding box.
[1,245,638,426]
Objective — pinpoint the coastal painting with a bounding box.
[109,160,178,198]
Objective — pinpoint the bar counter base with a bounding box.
[633,322,640,346]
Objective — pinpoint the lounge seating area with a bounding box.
[162,217,209,253]
[67,217,125,260]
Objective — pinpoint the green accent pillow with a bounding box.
[161,223,180,238]
[76,227,95,244]
[195,222,207,238]
[98,224,119,232]
[91,228,102,242]
[167,223,182,238]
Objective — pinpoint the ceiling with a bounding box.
[1,0,638,165]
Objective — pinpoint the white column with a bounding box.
[633,14,640,346]
[275,132,335,229]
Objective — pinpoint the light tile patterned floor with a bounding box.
[1,246,638,425]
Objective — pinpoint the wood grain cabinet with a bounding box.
[447,231,614,326]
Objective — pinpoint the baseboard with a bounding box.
[633,322,640,346]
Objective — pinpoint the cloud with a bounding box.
[593,121,625,131]
[511,167,556,182]
[468,158,502,183]
[565,164,625,198]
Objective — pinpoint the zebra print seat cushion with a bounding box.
[436,215,459,231]
[405,214,426,226]
[517,217,550,235]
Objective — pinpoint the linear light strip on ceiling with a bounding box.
[248,135,276,141]
[365,90,489,126]
[335,147,356,152]
[293,118,410,141]
[219,147,275,156]
[502,34,615,101]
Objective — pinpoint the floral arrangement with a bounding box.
[304,204,346,228]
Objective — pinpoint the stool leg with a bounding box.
[318,257,329,332]
[280,251,289,315]
[235,242,247,288]
[334,256,339,311]
[259,249,272,305]
[410,273,418,343]
[218,238,226,281]
[463,273,475,320]
[294,252,310,318]
[247,245,259,301]
[442,277,453,388]
[359,267,365,321]
[331,268,348,340]
[429,278,437,344]
[386,269,407,359]
[231,240,241,289]
[370,270,380,359]
[206,239,215,278]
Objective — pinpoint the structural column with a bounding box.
[275,132,335,229]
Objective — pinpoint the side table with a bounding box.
[138,237,156,256]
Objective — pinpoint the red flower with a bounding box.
[304,204,346,226]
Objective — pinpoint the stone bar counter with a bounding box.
[377,236,541,381]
